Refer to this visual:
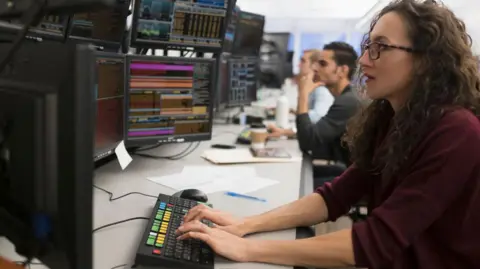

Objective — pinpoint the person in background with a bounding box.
[270,49,334,124]
[270,41,359,166]
[293,50,334,122]
[176,1,480,268]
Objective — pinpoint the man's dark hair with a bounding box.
[323,41,358,80]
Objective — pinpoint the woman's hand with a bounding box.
[182,204,247,237]
[176,220,252,262]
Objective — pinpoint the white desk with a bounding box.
[0,123,314,269]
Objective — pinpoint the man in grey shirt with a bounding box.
[293,42,360,165]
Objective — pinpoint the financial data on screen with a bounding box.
[133,0,230,49]
[126,56,214,145]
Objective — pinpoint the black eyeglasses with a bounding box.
[362,41,415,60]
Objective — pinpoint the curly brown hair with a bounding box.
[343,0,480,180]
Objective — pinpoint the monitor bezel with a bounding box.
[124,54,216,147]
[0,41,95,269]
[130,0,235,52]
[221,4,240,54]
[224,55,260,108]
[230,10,265,57]
[93,51,127,162]
[66,0,131,50]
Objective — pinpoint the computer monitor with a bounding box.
[0,14,70,41]
[222,4,239,53]
[223,56,259,107]
[130,0,234,52]
[125,55,215,146]
[68,0,131,49]
[231,10,265,57]
[0,41,95,269]
[93,52,125,161]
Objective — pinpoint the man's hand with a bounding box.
[267,124,286,138]
[182,204,247,237]
[176,220,252,262]
[298,71,324,96]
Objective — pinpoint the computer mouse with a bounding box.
[173,189,208,203]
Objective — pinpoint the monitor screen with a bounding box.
[222,5,239,53]
[131,0,232,51]
[231,11,265,57]
[69,0,130,48]
[0,15,69,40]
[94,53,125,161]
[226,57,258,106]
[126,55,215,146]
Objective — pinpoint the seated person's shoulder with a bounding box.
[439,108,480,133]
[428,108,480,150]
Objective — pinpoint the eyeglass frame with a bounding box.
[362,41,416,60]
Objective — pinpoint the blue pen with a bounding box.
[225,191,267,202]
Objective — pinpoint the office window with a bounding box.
[350,32,366,57]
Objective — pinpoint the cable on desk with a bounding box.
[94,185,158,201]
[134,143,163,152]
[93,217,149,233]
[134,141,201,160]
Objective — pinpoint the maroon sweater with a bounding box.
[316,108,480,269]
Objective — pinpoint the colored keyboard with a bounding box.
[134,194,214,269]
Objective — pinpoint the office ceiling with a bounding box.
[236,0,475,20]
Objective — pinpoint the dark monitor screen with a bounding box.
[0,15,69,40]
[231,10,265,57]
[125,55,215,146]
[225,57,258,107]
[69,0,130,48]
[131,0,232,51]
[94,53,125,161]
[222,5,239,53]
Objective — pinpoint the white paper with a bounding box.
[147,173,214,190]
[115,140,132,170]
[194,176,278,194]
[146,165,277,194]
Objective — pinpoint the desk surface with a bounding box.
[0,124,313,269]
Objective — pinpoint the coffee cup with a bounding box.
[250,128,268,149]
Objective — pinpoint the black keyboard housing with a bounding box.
[134,194,214,269]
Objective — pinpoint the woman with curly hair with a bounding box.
[176,1,480,268]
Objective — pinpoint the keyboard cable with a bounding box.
[93,185,158,201]
[133,141,201,160]
[93,217,150,233]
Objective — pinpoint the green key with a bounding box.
[155,214,163,220]
[146,238,155,246]
[151,226,159,232]
[155,243,163,247]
